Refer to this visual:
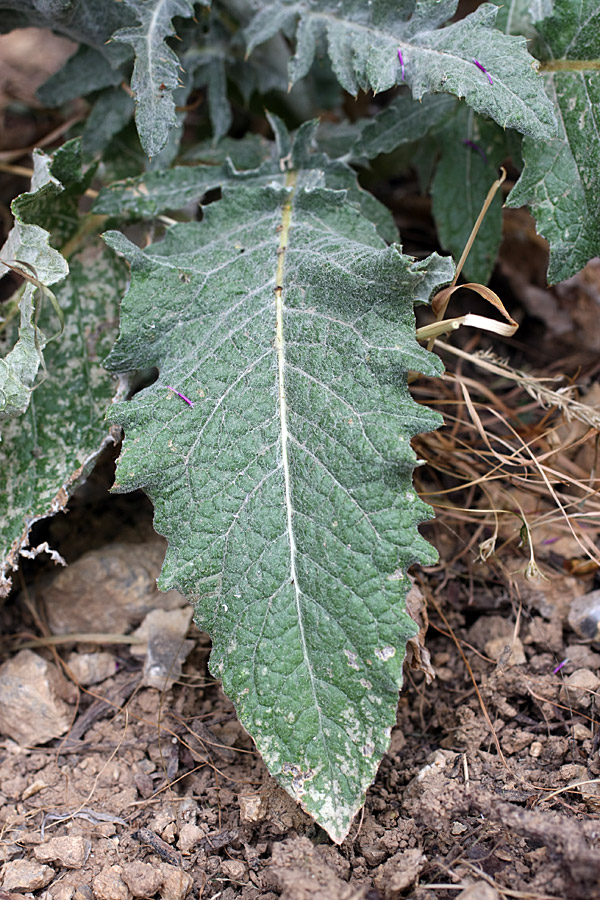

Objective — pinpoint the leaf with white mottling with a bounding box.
[0,241,128,596]
[93,123,398,240]
[0,150,73,421]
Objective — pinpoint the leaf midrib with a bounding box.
[275,170,327,753]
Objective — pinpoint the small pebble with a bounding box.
[0,650,70,746]
[221,859,247,882]
[158,864,193,900]
[559,668,600,710]
[2,859,55,891]
[178,823,206,854]
[35,836,91,869]
[92,865,131,900]
[121,861,163,899]
[238,794,264,824]
[568,590,600,640]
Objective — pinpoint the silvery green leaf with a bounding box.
[245,0,556,140]
[507,0,600,282]
[103,149,452,840]
[112,0,207,158]
[93,123,398,240]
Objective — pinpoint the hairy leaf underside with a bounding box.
[105,151,452,839]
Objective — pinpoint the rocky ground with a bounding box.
[0,459,600,900]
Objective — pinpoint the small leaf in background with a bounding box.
[507,0,600,283]
[347,91,507,283]
[103,131,453,841]
[37,45,128,108]
[112,0,208,158]
[245,0,556,141]
[81,87,137,158]
[0,242,128,596]
[352,93,456,160]
[492,0,540,37]
[430,105,508,285]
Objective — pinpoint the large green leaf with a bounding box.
[0,242,128,597]
[112,0,209,158]
[245,0,556,140]
[104,133,452,841]
[93,122,398,241]
[506,0,600,282]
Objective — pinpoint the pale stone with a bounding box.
[238,794,264,823]
[568,590,600,640]
[177,824,205,854]
[21,778,48,800]
[92,866,131,900]
[373,849,426,899]
[484,636,527,666]
[221,859,246,882]
[50,883,75,900]
[67,652,117,686]
[158,864,193,900]
[0,650,70,745]
[2,858,55,891]
[34,836,90,869]
[44,542,186,635]
[121,861,163,899]
[560,668,600,710]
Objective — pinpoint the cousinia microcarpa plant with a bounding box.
[1,0,598,841]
